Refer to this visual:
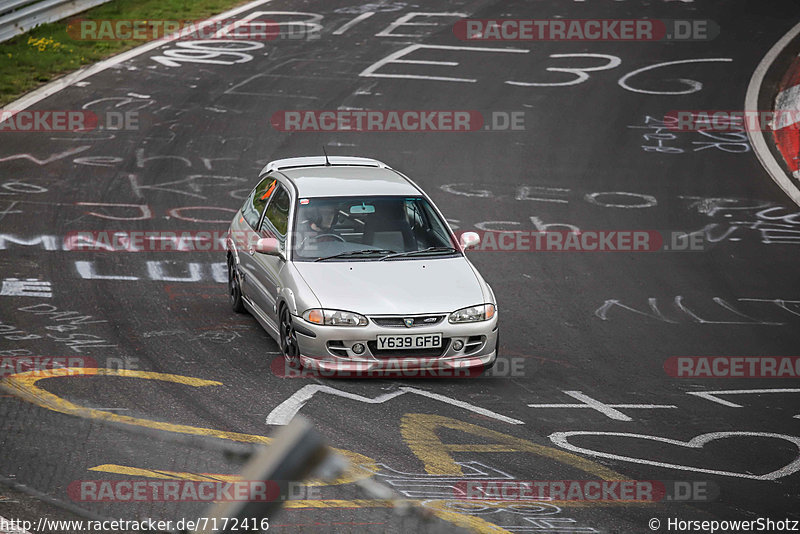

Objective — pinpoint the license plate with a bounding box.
[376,333,442,350]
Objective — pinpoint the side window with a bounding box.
[241,176,277,230]
[261,184,291,238]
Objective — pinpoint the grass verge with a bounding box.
[0,0,250,106]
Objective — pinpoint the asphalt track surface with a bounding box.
[2,1,800,533]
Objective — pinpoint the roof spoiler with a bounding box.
[262,156,389,175]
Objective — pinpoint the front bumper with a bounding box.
[293,313,498,376]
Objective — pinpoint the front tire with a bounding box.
[280,307,302,368]
[228,256,246,314]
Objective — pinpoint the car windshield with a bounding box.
[292,196,458,261]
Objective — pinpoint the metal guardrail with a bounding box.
[0,0,111,43]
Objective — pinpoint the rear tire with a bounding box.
[228,255,246,314]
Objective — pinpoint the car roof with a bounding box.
[263,157,421,197]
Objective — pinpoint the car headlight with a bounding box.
[303,309,368,326]
[448,304,496,324]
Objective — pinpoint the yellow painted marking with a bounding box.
[280,499,647,533]
[282,499,513,532]
[283,499,399,509]
[281,498,652,510]
[400,413,624,479]
[90,464,239,482]
[1,369,645,534]
[0,368,377,485]
[88,468,520,532]
[420,500,512,532]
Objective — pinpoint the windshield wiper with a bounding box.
[379,246,458,260]
[315,249,396,262]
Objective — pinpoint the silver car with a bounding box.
[226,156,498,376]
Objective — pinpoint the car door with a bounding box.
[237,174,278,313]
[252,182,292,325]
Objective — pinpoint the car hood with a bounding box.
[293,257,484,315]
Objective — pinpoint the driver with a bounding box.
[297,204,339,251]
[310,204,337,233]
[303,204,337,234]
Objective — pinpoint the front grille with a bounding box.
[368,338,451,358]
[370,315,445,328]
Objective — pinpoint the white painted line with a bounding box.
[266,385,524,425]
[332,12,375,35]
[617,58,732,95]
[687,388,800,408]
[549,431,800,480]
[0,278,52,298]
[745,20,800,208]
[527,390,677,421]
[400,387,524,425]
[360,44,529,83]
[0,0,274,113]
[375,12,467,39]
[266,385,406,425]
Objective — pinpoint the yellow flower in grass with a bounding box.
[27,36,64,52]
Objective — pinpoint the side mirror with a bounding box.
[459,231,480,250]
[254,237,281,256]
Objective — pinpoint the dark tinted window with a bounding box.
[241,176,277,230]
[262,185,290,237]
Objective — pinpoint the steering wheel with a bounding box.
[314,233,346,242]
[298,233,346,250]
